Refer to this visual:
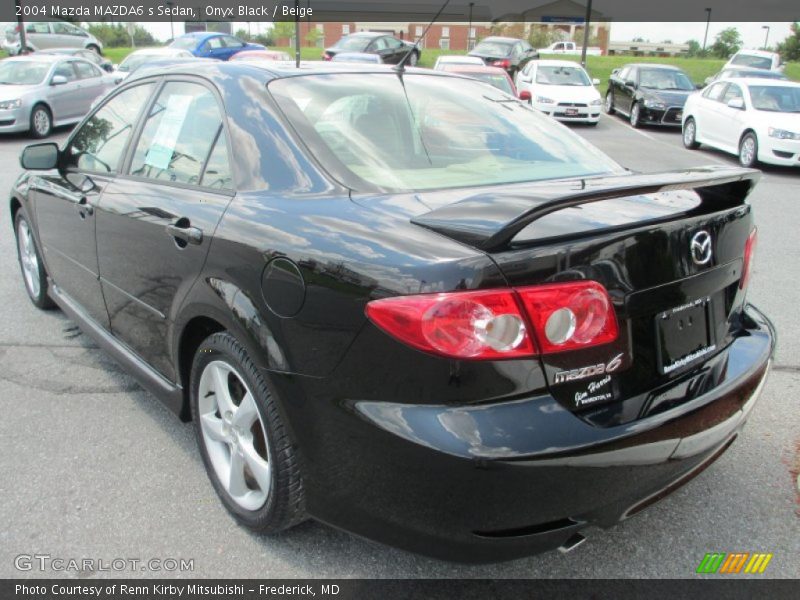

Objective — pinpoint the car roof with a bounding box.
[441,65,508,75]
[129,47,191,56]
[346,32,384,38]
[719,77,800,88]
[176,31,223,41]
[3,54,65,64]
[533,59,584,68]
[477,36,521,44]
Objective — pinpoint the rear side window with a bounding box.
[74,61,99,79]
[66,83,155,173]
[53,62,77,82]
[129,81,232,189]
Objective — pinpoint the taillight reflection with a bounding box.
[740,228,757,290]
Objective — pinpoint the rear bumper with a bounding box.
[277,304,774,562]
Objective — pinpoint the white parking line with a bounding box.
[602,115,730,166]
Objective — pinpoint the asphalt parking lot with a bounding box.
[0,114,798,579]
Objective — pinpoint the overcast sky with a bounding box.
[141,21,795,49]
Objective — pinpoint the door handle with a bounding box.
[166,222,203,245]
[77,196,93,216]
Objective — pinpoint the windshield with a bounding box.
[170,37,198,50]
[269,74,621,192]
[334,35,372,51]
[748,85,800,112]
[730,54,772,69]
[639,69,694,91]
[536,65,591,86]
[0,60,50,85]
[472,41,513,56]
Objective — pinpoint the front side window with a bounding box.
[66,83,155,173]
[270,73,622,192]
[129,81,231,188]
[703,82,727,101]
[721,84,743,104]
[53,62,77,82]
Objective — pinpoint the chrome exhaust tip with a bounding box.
[558,532,587,554]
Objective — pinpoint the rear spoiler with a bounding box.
[411,166,760,252]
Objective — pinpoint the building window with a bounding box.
[441,26,450,38]
[415,26,423,36]
[342,24,350,35]
[439,38,450,50]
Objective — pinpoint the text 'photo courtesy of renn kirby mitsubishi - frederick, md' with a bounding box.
[0,0,798,597]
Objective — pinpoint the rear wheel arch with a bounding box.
[176,315,226,420]
[10,197,22,223]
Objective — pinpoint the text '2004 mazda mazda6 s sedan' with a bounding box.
[11,60,775,562]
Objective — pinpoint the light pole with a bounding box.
[164,1,175,40]
[468,2,474,50]
[762,25,770,49]
[580,0,592,68]
[702,8,711,52]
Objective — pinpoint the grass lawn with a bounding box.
[5,45,799,97]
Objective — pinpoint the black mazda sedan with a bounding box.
[11,61,774,562]
[605,63,697,128]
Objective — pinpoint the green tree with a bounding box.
[710,27,742,58]
[272,22,296,44]
[776,22,800,62]
[685,39,701,57]
[528,25,560,49]
[305,28,322,47]
[235,28,252,42]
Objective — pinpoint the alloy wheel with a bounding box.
[17,219,41,298]
[740,136,756,167]
[604,93,614,114]
[32,108,50,137]
[630,103,640,127]
[683,120,696,147]
[197,360,271,511]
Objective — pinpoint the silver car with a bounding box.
[3,21,103,55]
[0,55,116,138]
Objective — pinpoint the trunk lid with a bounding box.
[407,166,760,420]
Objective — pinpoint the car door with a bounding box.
[95,79,234,380]
[25,22,51,50]
[73,61,106,113]
[693,82,728,144]
[368,36,391,63]
[712,83,748,152]
[384,37,405,63]
[47,61,84,122]
[617,67,637,114]
[33,82,156,328]
[202,36,228,60]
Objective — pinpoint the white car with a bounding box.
[432,55,484,70]
[724,49,783,72]
[515,59,602,124]
[682,78,800,167]
[115,48,194,81]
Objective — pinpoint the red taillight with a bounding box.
[492,59,511,69]
[740,228,757,290]
[365,281,618,360]
[516,282,618,354]
[323,53,332,61]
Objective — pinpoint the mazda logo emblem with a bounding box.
[690,231,713,266]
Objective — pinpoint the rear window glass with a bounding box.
[730,54,772,69]
[269,73,622,193]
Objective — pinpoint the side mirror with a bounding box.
[611,68,620,75]
[518,90,532,101]
[625,79,636,88]
[727,97,745,110]
[50,75,68,86]
[696,83,704,89]
[20,143,59,170]
[592,78,600,86]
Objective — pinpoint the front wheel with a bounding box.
[191,332,306,533]
[407,52,418,66]
[87,44,102,55]
[30,104,52,138]
[604,92,615,115]
[630,102,642,128]
[15,211,55,310]
[683,117,700,149]
[739,132,758,168]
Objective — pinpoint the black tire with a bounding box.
[408,51,418,67]
[14,211,56,310]
[587,121,599,127]
[29,104,52,139]
[190,331,306,533]
[739,132,758,168]
[683,117,700,149]
[630,101,642,128]
[604,92,615,115]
